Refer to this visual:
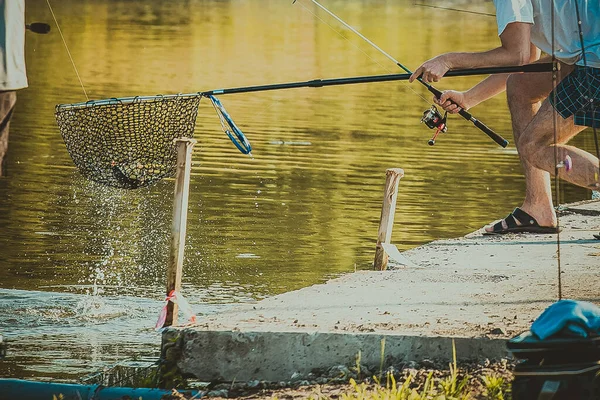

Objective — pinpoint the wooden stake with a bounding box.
[165,138,196,327]
[374,168,404,271]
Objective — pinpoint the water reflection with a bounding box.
[0,0,595,380]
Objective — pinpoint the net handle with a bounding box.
[206,95,252,155]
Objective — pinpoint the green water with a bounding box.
[0,0,594,380]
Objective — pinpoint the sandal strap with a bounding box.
[491,211,520,232]
[504,212,519,229]
[492,221,505,233]
[490,207,540,233]
[512,207,537,227]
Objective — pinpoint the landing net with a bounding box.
[55,94,202,189]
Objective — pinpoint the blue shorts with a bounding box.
[549,65,600,128]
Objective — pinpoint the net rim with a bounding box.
[55,92,204,112]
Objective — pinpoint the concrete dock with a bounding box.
[162,200,600,382]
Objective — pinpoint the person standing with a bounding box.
[0,0,28,176]
[409,0,599,235]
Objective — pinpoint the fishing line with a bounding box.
[551,0,562,300]
[45,0,89,100]
[240,0,431,135]
[413,3,495,17]
[295,0,510,148]
[295,0,431,105]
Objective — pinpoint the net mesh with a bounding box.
[55,94,202,189]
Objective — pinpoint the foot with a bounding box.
[483,207,559,235]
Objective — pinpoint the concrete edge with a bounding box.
[162,328,510,382]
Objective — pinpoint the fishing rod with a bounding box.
[57,64,551,156]
[200,64,552,97]
[200,64,549,153]
[296,0,513,147]
[57,64,551,110]
[26,22,51,34]
[413,3,495,17]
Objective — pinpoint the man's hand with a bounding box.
[434,90,470,114]
[409,55,452,83]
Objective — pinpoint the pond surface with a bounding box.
[0,0,594,381]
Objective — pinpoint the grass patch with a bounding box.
[329,341,510,400]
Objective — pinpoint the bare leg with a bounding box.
[518,101,595,190]
[485,64,578,233]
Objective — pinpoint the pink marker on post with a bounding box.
[564,155,573,172]
[557,155,573,172]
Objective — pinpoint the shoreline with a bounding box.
[162,200,600,382]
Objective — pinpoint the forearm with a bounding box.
[463,74,510,109]
[443,46,531,70]
[410,22,532,83]
[461,44,541,108]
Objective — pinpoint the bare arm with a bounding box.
[409,22,533,83]
[436,43,541,113]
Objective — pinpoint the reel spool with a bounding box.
[421,105,447,145]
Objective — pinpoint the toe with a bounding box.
[484,219,507,233]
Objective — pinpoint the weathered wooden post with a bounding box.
[374,168,404,271]
[165,138,196,327]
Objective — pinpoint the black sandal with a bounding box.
[483,207,560,235]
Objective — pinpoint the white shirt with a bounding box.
[493,0,600,67]
[0,0,28,91]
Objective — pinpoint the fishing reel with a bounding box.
[421,105,448,145]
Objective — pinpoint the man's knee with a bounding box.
[517,132,545,164]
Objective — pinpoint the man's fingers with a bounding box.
[448,103,462,114]
[423,72,440,83]
[434,91,464,114]
[410,66,444,83]
[409,66,423,83]
[443,99,454,108]
[439,92,464,111]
